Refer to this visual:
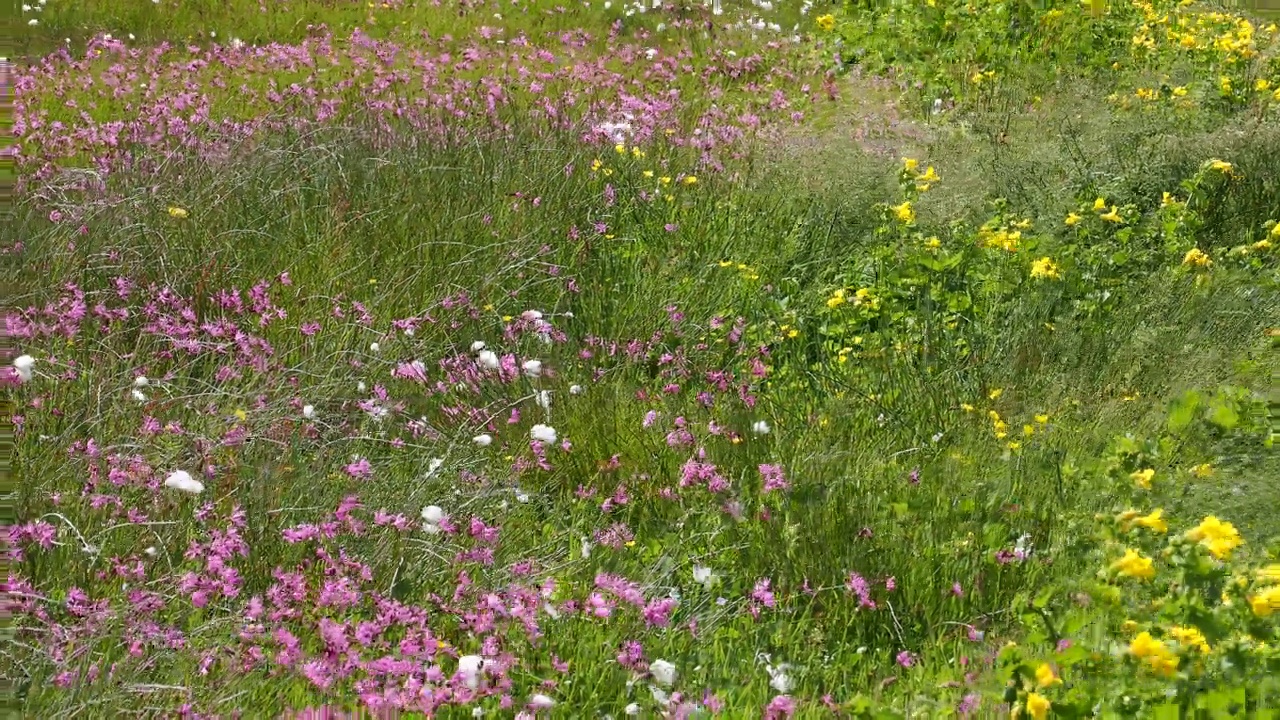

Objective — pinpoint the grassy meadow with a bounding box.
[6,0,1280,717]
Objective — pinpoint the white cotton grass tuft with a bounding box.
[649,659,677,687]
[522,359,543,378]
[13,354,34,383]
[473,433,493,447]
[470,340,486,352]
[133,376,149,387]
[569,384,583,395]
[369,342,380,353]
[131,389,148,403]
[164,470,204,495]
[302,405,315,419]
[751,420,771,435]
[477,350,500,370]
[421,505,444,525]
[536,390,552,411]
[530,424,557,444]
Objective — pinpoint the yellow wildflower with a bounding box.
[659,176,672,185]
[642,169,654,178]
[614,143,626,155]
[683,175,697,186]
[1130,468,1155,490]
[1065,212,1082,226]
[891,201,915,224]
[1186,516,1243,559]
[1136,509,1168,533]
[1025,692,1051,720]
[1249,586,1280,617]
[1030,257,1061,280]
[1208,158,1233,174]
[815,13,836,31]
[591,158,604,172]
[1161,191,1178,207]
[1257,79,1271,92]
[1100,206,1124,223]
[168,206,189,219]
[1129,632,1179,676]
[827,289,847,309]
[1035,663,1062,688]
[1191,463,1214,478]
[960,403,975,413]
[1169,625,1211,654]
[988,388,1003,400]
[903,157,919,172]
[1183,247,1213,267]
[1256,564,1280,584]
[1112,548,1156,580]
[918,166,940,183]
[925,236,941,249]
[1093,197,1108,211]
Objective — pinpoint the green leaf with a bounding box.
[1167,390,1203,432]
[1207,396,1240,430]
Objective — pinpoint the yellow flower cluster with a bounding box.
[1030,257,1060,280]
[1185,515,1242,559]
[1116,507,1167,533]
[1129,631,1180,676]
[1168,625,1211,654]
[1251,565,1280,617]
[1182,247,1212,268]
[1112,548,1156,580]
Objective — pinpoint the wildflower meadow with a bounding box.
[5,0,1280,717]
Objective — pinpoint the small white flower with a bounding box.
[649,685,670,707]
[370,342,380,353]
[521,310,544,321]
[131,389,148,403]
[422,522,441,535]
[530,424,557,444]
[22,3,31,10]
[472,709,484,719]
[650,659,677,687]
[357,381,368,393]
[580,536,593,558]
[767,663,793,693]
[422,505,444,525]
[624,704,641,716]
[522,359,543,377]
[144,546,157,556]
[302,405,315,419]
[692,565,716,589]
[28,18,39,26]
[569,384,583,395]
[645,47,658,60]
[514,490,530,503]
[470,340,486,352]
[134,375,149,387]
[529,693,555,710]
[457,654,485,690]
[751,420,771,435]
[426,458,445,477]
[536,390,552,411]
[13,354,34,383]
[477,350,500,370]
[473,433,493,447]
[164,470,204,495]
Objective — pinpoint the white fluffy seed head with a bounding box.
[163,470,204,495]
[473,433,493,447]
[521,359,543,378]
[422,505,444,525]
[133,376,149,387]
[477,350,500,370]
[302,404,315,419]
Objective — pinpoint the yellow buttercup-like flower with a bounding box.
[1136,509,1167,533]
[1065,212,1082,226]
[1186,516,1243,559]
[891,201,915,224]
[168,206,189,219]
[1112,548,1155,580]
[1249,586,1280,617]
[1129,632,1179,676]
[1030,257,1061,280]
[815,13,836,31]
[1169,625,1211,654]
[1035,663,1062,688]
[1130,468,1155,489]
[1026,692,1051,720]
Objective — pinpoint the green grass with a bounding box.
[7,0,1280,717]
